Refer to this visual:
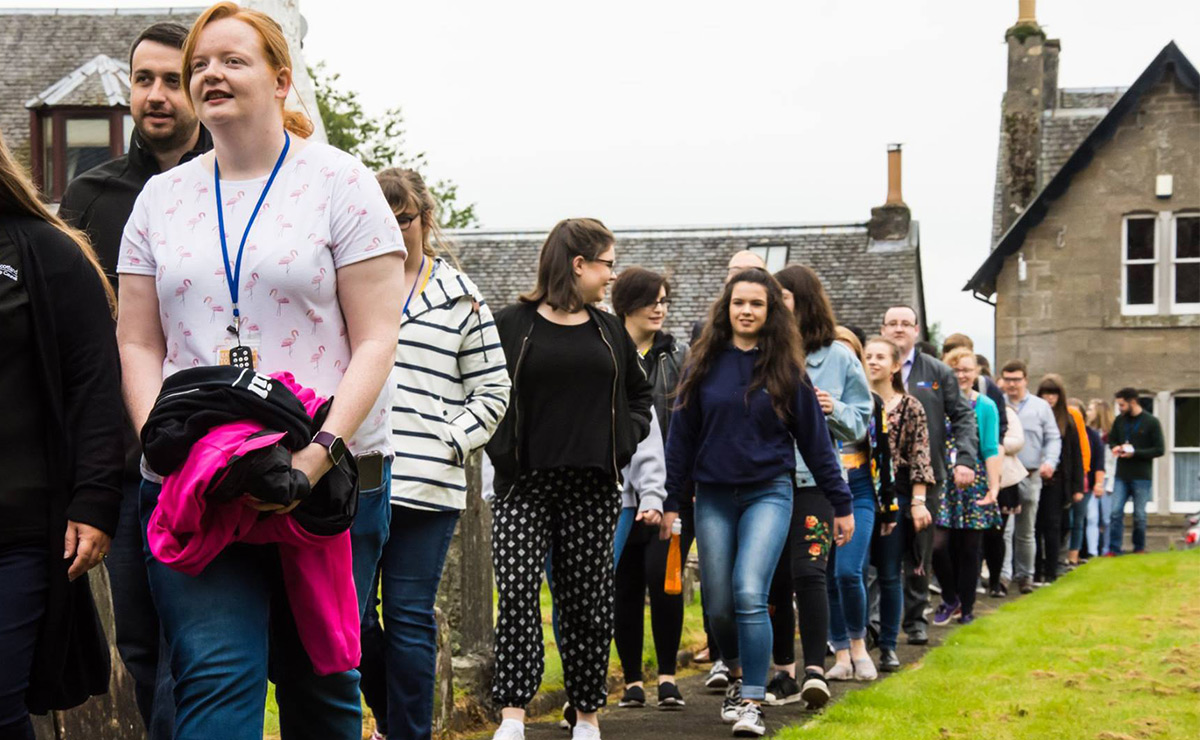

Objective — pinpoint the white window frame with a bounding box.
[1121,214,1159,315]
[750,245,789,274]
[1170,392,1200,513]
[1169,212,1200,315]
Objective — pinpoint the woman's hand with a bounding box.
[1072,492,1085,503]
[833,514,855,547]
[910,502,932,531]
[814,388,835,415]
[64,521,111,581]
[636,509,662,527]
[1093,484,1105,498]
[880,522,897,537]
[977,489,998,507]
[659,511,679,541]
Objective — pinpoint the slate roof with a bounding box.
[0,7,203,165]
[967,42,1199,297]
[449,222,925,340]
[26,54,131,108]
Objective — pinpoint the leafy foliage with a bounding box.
[310,62,477,229]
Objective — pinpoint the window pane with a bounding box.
[1176,396,1200,448]
[750,245,789,274]
[1140,396,1155,416]
[1176,263,1200,304]
[1126,264,1155,305]
[65,118,112,182]
[1126,218,1155,260]
[1175,452,1200,503]
[1177,216,1200,259]
[122,114,134,154]
[41,116,53,193]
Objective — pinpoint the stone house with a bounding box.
[965,1,1200,513]
[452,145,925,344]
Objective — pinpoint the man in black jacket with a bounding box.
[881,306,979,645]
[58,22,211,740]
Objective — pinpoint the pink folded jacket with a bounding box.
[146,372,359,676]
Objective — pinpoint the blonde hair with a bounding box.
[834,326,864,365]
[1087,398,1114,435]
[182,2,314,138]
[942,346,977,371]
[375,168,458,266]
[0,127,115,314]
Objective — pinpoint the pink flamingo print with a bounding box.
[346,169,361,188]
[165,199,183,218]
[334,359,345,375]
[294,159,307,171]
[245,271,260,299]
[306,309,324,334]
[214,267,227,286]
[269,289,290,316]
[175,279,192,302]
[320,167,336,185]
[152,231,167,248]
[202,296,225,323]
[193,182,209,202]
[280,329,300,356]
[192,358,202,367]
[125,248,141,266]
[316,198,330,216]
[346,205,368,219]
[308,233,328,248]
[311,267,327,294]
[248,242,259,252]
[156,265,166,283]
[366,237,382,252]
[170,175,183,189]
[310,345,326,370]
[278,249,299,273]
[186,212,207,231]
[169,342,179,363]
[177,321,192,338]
[225,190,245,208]
[176,245,192,266]
[276,214,293,236]
[289,184,309,203]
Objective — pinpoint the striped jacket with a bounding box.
[389,258,511,510]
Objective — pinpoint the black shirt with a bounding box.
[520,314,615,473]
[0,229,50,544]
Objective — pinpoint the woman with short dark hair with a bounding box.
[486,218,653,740]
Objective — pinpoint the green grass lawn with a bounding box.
[778,550,1200,740]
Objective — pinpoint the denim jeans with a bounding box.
[1087,492,1112,556]
[0,544,46,738]
[106,475,174,739]
[141,464,392,740]
[873,495,907,650]
[1109,478,1152,554]
[826,467,876,650]
[1006,473,1041,580]
[1068,492,1091,552]
[694,476,792,701]
[379,506,460,740]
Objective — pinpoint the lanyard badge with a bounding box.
[213,131,291,370]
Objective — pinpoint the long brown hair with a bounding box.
[676,269,804,420]
[375,167,459,267]
[1037,374,1071,436]
[1087,398,1114,436]
[865,335,906,396]
[0,127,115,314]
[519,218,613,312]
[182,2,314,138]
[774,264,837,354]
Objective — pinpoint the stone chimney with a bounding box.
[245,0,327,143]
[998,0,1058,234]
[869,144,911,241]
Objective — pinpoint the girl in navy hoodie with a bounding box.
[662,269,852,738]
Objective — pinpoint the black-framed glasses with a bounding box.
[394,212,422,230]
[651,298,672,309]
[589,257,616,269]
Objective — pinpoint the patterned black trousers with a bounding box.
[491,467,620,713]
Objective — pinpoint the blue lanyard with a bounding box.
[213,131,290,337]
[402,255,427,318]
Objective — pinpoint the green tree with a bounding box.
[310,62,478,229]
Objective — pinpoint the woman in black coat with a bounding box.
[1034,376,1085,584]
[0,128,124,736]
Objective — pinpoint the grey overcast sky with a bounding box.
[13,0,1200,357]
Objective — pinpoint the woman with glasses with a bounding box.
[663,269,852,738]
[356,168,511,740]
[930,349,1002,626]
[485,218,653,740]
[609,267,689,711]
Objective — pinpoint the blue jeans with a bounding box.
[1087,491,1113,556]
[141,464,392,740]
[546,505,635,648]
[379,506,460,740]
[1068,492,1091,552]
[1109,478,1152,554]
[0,544,46,737]
[874,495,908,651]
[826,467,876,650]
[694,476,792,701]
[107,475,174,739]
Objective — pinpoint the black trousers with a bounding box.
[613,521,691,682]
[780,487,834,670]
[902,480,942,635]
[982,513,1012,590]
[0,543,47,740]
[931,527,984,617]
[1035,483,1064,582]
[491,468,620,713]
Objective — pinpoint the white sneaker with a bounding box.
[493,718,525,740]
[572,719,601,740]
[731,701,766,737]
[720,679,743,723]
[706,659,731,692]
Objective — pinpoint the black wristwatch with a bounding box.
[312,431,348,466]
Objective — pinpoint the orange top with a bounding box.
[1068,406,1091,474]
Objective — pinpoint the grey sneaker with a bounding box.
[731,701,766,737]
[706,660,731,692]
[720,679,743,723]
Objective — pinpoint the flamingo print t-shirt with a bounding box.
[118,140,405,458]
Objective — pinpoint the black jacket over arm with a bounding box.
[4,214,124,713]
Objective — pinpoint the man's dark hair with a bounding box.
[1001,360,1028,378]
[611,267,670,319]
[1115,387,1140,402]
[882,304,921,327]
[130,22,190,67]
[976,353,992,377]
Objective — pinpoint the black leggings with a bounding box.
[1035,483,1064,582]
[768,544,795,666]
[931,527,983,617]
[982,513,1011,589]
[786,487,834,670]
[613,522,691,682]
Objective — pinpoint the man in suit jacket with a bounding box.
[881,306,979,644]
